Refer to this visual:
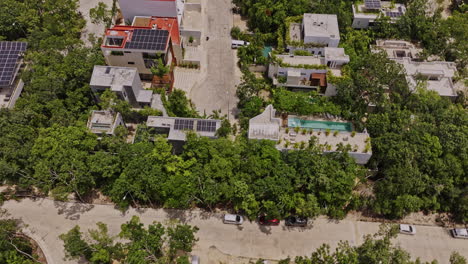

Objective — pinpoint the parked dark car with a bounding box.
[285,216,308,227]
[258,215,280,226]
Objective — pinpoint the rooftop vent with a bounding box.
[105,67,111,74]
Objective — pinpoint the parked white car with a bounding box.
[191,255,199,264]
[399,224,416,235]
[223,214,244,225]
[451,228,468,239]
[231,40,250,49]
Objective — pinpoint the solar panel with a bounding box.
[0,42,27,87]
[364,0,382,9]
[174,119,194,131]
[196,120,217,132]
[125,29,169,51]
[385,11,403,18]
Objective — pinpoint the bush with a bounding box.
[293,50,312,56]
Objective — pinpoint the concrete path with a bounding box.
[1,198,467,264]
[189,0,240,120]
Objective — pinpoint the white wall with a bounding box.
[119,0,177,22]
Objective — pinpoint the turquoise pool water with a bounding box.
[262,46,273,58]
[288,117,352,132]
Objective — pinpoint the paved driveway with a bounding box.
[189,0,240,119]
[1,198,467,264]
[78,0,115,45]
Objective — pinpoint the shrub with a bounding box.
[325,129,331,136]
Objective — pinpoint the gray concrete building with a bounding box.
[90,66,153,108]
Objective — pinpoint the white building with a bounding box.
[90,66,153,108]
[352,0,406,29]
[87,110,125,136]
[248,105,281,141]
[399,58,458,98]
[119,0,185,24]
[268,49,349,96]
[288,14,340,54]
[248,105,372,165]
[372,40,458,98]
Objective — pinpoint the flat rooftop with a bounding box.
[354,1,406,18]
[303,14,340,39]
[324,47,350,61]
[373,39,422,59]
[147,116,221,141]
[133,16,180,45]
[277,127,371,154]
[87,110,122,134]
[276,54,324,66]
[248,105,281,141]
[102,26,170,52]
[289,23,302,43]
[90,66,138,92]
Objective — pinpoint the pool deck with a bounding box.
[277,127,371,155]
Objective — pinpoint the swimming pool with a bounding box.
[288,117,352,132]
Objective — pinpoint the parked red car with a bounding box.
[258,215,280,226]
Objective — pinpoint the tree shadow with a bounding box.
[163,208,193,224]
[53,200,94,220]
[257,224,273,235]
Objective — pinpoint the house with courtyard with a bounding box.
[87,110,125,136]
[352,0,407,29]
[248,105,372,165]
[373,40,458,98]
[267,48,349,96]
[0,41,27,109]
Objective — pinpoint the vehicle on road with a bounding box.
[258,215,280,226]
[399,224,416,235]
[285,216,308,227]
[231,39,250,49]
[223,214,243,225]
[450,228,468,239]
[191,255,199,264]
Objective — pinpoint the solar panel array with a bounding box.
[174,119,194,131]
[386,11,404,18]
[0,42,27,87]
[125,29,169,51]
[364,0,382,9]
[196,120,217,132]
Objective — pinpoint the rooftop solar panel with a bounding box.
[0,42,27,87]
[125,29,169,51]
[385,11,403,18]
[174,119,194,131]
[196,120,217,133]
[364,0,382,9]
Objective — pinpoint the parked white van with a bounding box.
[231,40,250,49]
[223,214,244,225]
